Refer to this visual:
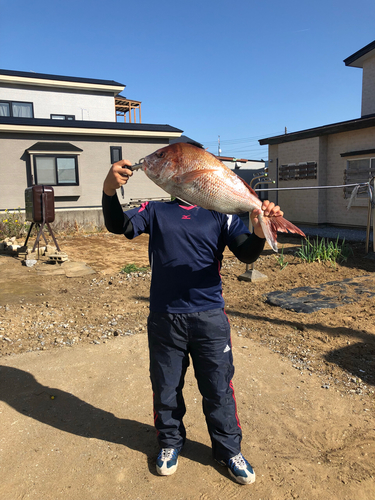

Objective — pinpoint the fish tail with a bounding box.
[259,215,306,253]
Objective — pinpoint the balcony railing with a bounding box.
[115,95,142,123]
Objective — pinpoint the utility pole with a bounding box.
[218,136,221,156]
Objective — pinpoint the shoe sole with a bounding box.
[156,459,178,476]
[215,458,256,485]
[228,468,256,485]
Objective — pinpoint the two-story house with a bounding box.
[259,40,375,229]
[0,69,183,226]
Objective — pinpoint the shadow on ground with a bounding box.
[0,365,214,474]
[225,309,375,386]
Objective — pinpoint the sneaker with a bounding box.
[156,448,179,476]
[219,453,256,485]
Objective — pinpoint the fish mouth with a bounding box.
[141,157,148,171]
[142,157,160,180]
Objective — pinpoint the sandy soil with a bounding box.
[0,232,374,500]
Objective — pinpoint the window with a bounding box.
[0,100,34,117]
[34,155,79,186]
[51,114,75,120]
[344,158,375,199]
[279,162,317,181]
[110,146,122,164]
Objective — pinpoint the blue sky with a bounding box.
[1,0,374,159]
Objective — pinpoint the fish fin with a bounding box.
[259,216,306,253]
[171,169,217,185]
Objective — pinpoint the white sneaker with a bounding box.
[220,453,256,485]
[156,448,179,476]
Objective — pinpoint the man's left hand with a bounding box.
[251,200,284,239]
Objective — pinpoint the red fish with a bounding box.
[142,142,305,252]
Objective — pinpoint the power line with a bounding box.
[201,131,284,147]
[201,131,283,159]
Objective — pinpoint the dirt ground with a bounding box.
[0,231,374,499]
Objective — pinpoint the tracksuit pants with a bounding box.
[147,308,242,462]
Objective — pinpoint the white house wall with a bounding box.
[0,87,116,122]
[220,159,265,170]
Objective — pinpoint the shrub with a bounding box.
[0,208,30,240]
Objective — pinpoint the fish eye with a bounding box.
[157,151,166,158]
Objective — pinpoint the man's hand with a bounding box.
[103,160,133,196]
[251,200,284,239]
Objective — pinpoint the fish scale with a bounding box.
[142,142,305,252]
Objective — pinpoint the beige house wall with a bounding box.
[361,53,375,117]
[0,135,171,217]
[325,127,375,227]
[266,126,375,228]
[267,137,322,224]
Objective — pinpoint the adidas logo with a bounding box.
[223,345,231,353]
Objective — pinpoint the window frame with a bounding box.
[33,154,80,186]
[344,157,375,199]
[110,146,123,164]
[0,100,34,118]
[50,114,75,120]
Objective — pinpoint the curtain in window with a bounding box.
[0,103,10,116]
[12,102,33,117]
[35,157,56,184]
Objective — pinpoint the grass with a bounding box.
[275,245,289,270]
[295,236,353,265]
[120,263,150,274]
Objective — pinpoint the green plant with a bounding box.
[295,236,352,265]
[0,208,30,239]
[275,245,288,270]
[121,263,150,274]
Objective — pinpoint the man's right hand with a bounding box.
[103,159,133,196]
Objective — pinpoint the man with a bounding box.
[102,159,283,485]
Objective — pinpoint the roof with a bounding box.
[0,116,182,132]
[169,135,203,148]
[0,68,124,88]
[215,156,264,163]
[0,69,125,95]
[0,116,183,139]
[344,40,375,68]
[259,114,375,145]
[27,142,83,153]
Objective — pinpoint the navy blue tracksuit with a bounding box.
[124,200,250,461]
[148,309,241,460]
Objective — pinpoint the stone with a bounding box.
[238,269,268,282]
[24,259,37,267]
[61,261,96,277]
[47,253,69,264]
